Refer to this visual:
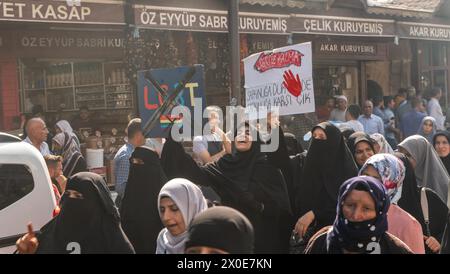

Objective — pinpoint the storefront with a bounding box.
[290,14,395,106]
[0,0,129,127]
[130,1,290,107]
[398,21,450,110]
[0,0,128,186]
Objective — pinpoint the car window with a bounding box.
[0,164,35,211]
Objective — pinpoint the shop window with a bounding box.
[433,70,448,104]
[420,43,431,68]
[420,71,431,91]
[20,60,133,113]
[432,44,447,67]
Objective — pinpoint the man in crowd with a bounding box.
[427,87,446,130]
[372,96,386,121]
[44,155,67,205]
[22,117,51,156]
[71,106,97,132]
[358,100,384,135]
[383,96,400,149]
[193,106,231,165]
[400,98,427,138]
[114,118,146,206]
[329,95,348,122]
[395,88,412,135]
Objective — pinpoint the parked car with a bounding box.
[0,141,57,253]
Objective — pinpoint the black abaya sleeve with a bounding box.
[160,135,212,186]
[441,213,450,254]
[426,189,449,242]
[266,127,293,188]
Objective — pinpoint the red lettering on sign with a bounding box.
[144,85,165,110]
[254,50,304,73]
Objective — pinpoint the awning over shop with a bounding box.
[364,0,441,18]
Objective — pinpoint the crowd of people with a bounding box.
[12,85,450,254]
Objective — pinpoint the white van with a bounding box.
[0,142,57,253]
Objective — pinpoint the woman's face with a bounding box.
[398,147,417,169]
[422,120,434,135]
[159,197,186,237]
[235,127,253,152]
[342,190,377,222]
[312,128,327,140]
[434,136,450,158]
[355,141,374,166]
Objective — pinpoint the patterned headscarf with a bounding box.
[370,133,394,154]
[327,176,390,254]
[359,153,406,204]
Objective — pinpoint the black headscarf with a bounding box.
[161,123,292,253]
[433,131,450,175]
[120,146,167,253]
[284,132,304,156]
[36,172,134,254]
[296,122,358,226]
[185,206,254,254]
[346,132,376,168]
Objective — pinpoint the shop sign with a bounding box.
[0,0,124,24]
[290,14,395,37]
[398,22,450,42]
[314,41,388,60]
[13,30,124,58]
[134,5,289,34]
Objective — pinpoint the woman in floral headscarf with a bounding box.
[360,154,425,253]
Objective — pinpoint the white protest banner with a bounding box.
[243,42,315,116]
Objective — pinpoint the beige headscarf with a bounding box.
[398,135,450,204]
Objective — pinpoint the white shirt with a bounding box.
[22,137,51,156]
[343,120,365,132]
[427,98,446,130]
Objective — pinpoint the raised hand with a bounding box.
[16,223,39,254]
[283,69,302,97]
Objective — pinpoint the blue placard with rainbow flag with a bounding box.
[137,65,207,138]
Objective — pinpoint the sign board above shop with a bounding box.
[290,14,396,37]
[134,5,289,34]
[0,30,125,58]
[0,0,125,24]
[397,22,450,42]
[314,40,388,60]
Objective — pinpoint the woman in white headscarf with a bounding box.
[156,178,209,254]
[398,135,450,204]
[55,120,80,147]
[370,133,394,154]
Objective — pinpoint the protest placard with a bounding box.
[243,42,315,116]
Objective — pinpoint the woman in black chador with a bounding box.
[161,122,292,253]
[120,146,168,253]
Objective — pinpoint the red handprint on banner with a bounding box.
[283,69,302,97]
